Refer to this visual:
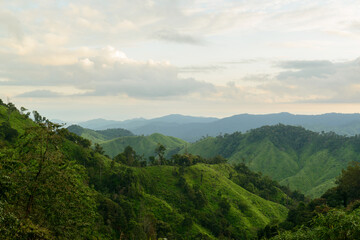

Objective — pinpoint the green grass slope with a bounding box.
[0,104,34,134]
[100,133,188,158]
[185,125,360,198]
[133,163,288,239]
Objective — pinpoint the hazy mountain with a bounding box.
[77,114,218,131]
[76,118,127,130]
[77,113,360,142]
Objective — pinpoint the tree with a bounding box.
[5,120,97,238]
[155,144,166,165]
[336,161,360,206]
[114,146,144,167]
[94,143,105,154]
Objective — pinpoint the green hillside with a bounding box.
[67,124,133,144]
[0,103,34,134]
[1,101,292,239]
[185,125,360,197]
[131,163,288,239]
[100,133,188,158]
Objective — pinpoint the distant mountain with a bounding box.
[183,124,360,197]
[67,124,134,144]
[150,114,218,124]
[77,114,218,133]
[77,113,360,142]
[76,118,126,130]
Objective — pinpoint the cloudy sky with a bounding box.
[1,0,360,121]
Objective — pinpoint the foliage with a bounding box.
[260,161,360,240]
[1,112,98,239]
[0,101,300,239]
[185,124,360,197]
[270,209,360,240]
[113,146,146,167]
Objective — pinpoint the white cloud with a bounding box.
[154,29,204,45]
[17,90,63,98]
[243,58,360,103]
[1,46,214,98]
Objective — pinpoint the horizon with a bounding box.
[50,111,360,124]
[1,1,360,121]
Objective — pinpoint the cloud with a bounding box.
[251,58,360,103]
[179,65,225,73]
[0,10,23,40]
[2,0,360,110]
[221,59,261,65]
[1,46,215,99]
[276,60,336,79]
[154,29,204,45]
[17,90,63,98]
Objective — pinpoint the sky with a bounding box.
[1,0,360,121]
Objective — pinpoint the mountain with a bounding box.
[78,113,360,142]
[77,114,218,131]
[183,124,360,198]
[151,114,218,124]
[100,133,188,158]
[67,124,134,144]
[76,118,127,130]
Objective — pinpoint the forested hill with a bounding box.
[185,124,360,197]
[0,101,296,239]
[99,133,188,158]
[67,124,134,144]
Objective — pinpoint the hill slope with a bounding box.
[100,133,188,158]
[67,124,134,144]
[184,125,360,197]
[132,163,288,239]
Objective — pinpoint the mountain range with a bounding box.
[75,112,360,142]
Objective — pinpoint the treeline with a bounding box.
[212,124,360,158]
[111,143,227,167]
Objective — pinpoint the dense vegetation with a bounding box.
[185,125,360,197]
[83,124,360,198]
[0,101,296,239]
[3,101,360,239]
[259,162,360,239]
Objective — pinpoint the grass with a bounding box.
[133,163,288,238]
[100,133,188,158]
